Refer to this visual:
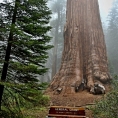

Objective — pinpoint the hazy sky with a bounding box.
[0,0,114,21]
[98,0,114,22]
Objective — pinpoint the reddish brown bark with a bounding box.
[48,0,111,95]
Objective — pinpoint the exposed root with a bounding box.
[47,70,111,95]
[48,75,83,95]
[86,71,110,94]
[94,71,112,83]
[90,82,105,94]
[86,75,94,90]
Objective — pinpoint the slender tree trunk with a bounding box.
[48,0,111,95]
[0,0,18,109]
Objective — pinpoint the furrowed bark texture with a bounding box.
[48,0,111,95]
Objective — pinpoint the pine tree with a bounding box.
[0,0,52,110]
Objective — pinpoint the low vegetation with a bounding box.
[0,82,49,118]
[91,75,118,118]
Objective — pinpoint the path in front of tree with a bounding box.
[47,84,111,118]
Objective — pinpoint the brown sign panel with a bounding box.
[48,106,86,118]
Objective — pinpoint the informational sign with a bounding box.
[48,106,86,118]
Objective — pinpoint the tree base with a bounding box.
[86,71,112,94]
[47,73,111,95]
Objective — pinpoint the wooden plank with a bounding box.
[49,106,85,109]
[48,114,86,118]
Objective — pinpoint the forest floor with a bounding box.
[43,84,111,118]
[47,90,101,118]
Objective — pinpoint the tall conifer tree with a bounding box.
[0,0,52,109]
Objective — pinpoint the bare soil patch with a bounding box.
[47,91,102,118]
[46,85,111,118]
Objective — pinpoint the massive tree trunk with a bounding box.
[48,0,111,95]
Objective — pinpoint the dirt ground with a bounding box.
[46,85,111,118]
[48,90,102,118]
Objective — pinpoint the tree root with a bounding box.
[49,75,84,95]
[86,70,112,94]
[94,71,112,83]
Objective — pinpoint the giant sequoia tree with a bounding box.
[48,0,111,95]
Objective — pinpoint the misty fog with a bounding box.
[0,0,116,82]
[42,0,118,82]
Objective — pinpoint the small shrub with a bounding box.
[91,75,118,118]
[0,82,50,118]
